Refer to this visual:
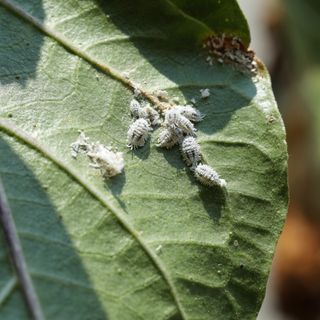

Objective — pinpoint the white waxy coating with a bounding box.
[157,128,183,149]
[200,88,210,98]
[180,136,201,168]
[176,105,205,122]
[143,105,160,126]
[130,98,147,119]
[127,118,152,149]
[87,143,124,178]
[164,109,196,135]
[194,164,226,188]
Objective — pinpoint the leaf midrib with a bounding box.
[0,0,170,112]
[0,0,191,315]
[0,118,187,319]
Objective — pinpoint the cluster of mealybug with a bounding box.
[159,104,226,187]
[127,98,160,149]
[126,90,227,188]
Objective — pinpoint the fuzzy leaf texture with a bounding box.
[0,0,287,319]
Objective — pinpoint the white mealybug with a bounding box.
[127,118,152,149]
[87,143,125,178]
[194,164,226,188]
[143,105,160,126]
[176,105,205,122]
[157,127,183,149]
[180,136,201,169]
[129,98,147,119]
[164,109,196,135]
[200,88,210,99]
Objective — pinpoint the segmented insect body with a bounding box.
[87,143,124,178]
[157,128,183,149]
[130,99,147,119]
[127,118,152,149]
[176,105,205,122]
[180,136,201,169]
[143,105,160,126]
[164,109,196,135]
[194,164,226,188]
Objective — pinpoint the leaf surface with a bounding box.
[0,0,287,319]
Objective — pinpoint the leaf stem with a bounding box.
[0,0,170,112]
[0,179,45,320]
[0,118,187,319]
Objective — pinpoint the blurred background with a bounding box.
[238,0,320,319]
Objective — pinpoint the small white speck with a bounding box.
[155,245,162,254]
[200,88,210,99]
[233,240,239,247]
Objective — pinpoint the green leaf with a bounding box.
[0,0,287,319]
[106,0,251,48]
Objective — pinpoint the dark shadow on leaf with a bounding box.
[0,139,108,319]
[131,138,151,160]
[104,171,128,213]
[156,146,185,170]
[0,0,45,86]
[198,184,227,222]
[185,168,226,222]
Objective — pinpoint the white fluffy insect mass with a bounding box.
[143,105,160,126]
[194,164,226,188]
[70,132,124,179]
[88,143,125,178]
[127,118,152,150]
[129,98,145,119]
[164,109,196,135]
[127,97,160,149]
[176,105,205,122]
[156,127,183,149]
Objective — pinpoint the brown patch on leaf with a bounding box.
[203,34,257,73]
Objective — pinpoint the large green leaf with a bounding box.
[0,0,287,319]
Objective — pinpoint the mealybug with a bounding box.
[87,143,125,178]
[194,164,226,188]
[130,98,147,119]
[176,105,205,122]
[157,128,183,149]
[164,109,196,135]
[143,105,160,126]
[180,136,201,169]
[127,118,152,149]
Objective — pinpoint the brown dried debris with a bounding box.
[203,34,257,73]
